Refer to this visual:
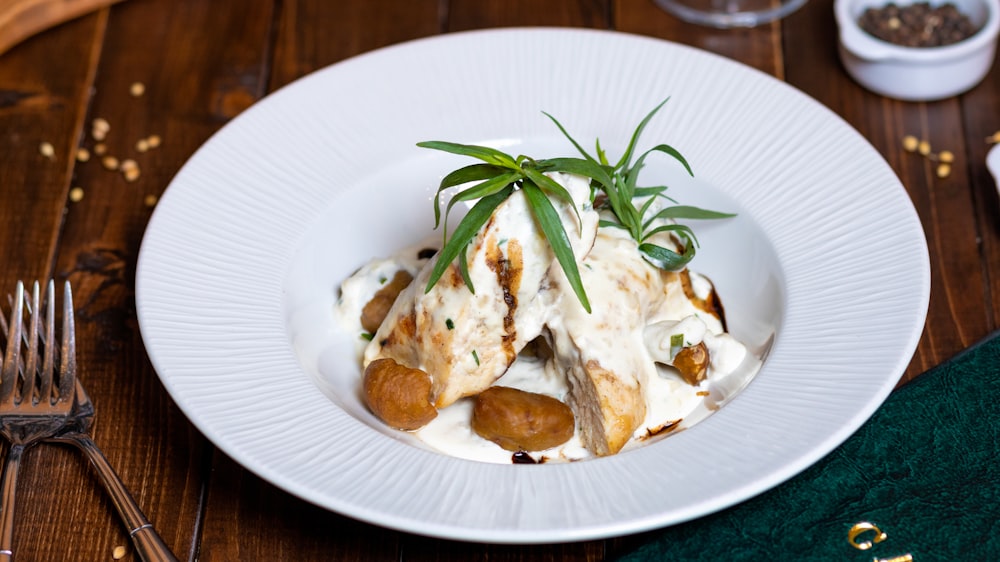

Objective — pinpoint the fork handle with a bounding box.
[0,444,26,561]
[52,432,178,562]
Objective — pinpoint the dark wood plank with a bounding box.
[447,0,611,29]
[783,0,992,383]
[0,7,105,285]
[960,55,1000,335]
[6,0,282,559]
[0,8,125,561]
[270,0,444,91]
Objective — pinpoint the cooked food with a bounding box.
[361,172,598,410]
[334,100,762,462]
[363,358,437,430]
[471,386,576,452]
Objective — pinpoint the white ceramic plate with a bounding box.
[136,28,929,543]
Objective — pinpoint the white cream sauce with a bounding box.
[334,173,761,463]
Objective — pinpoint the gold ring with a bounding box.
[847,521,887,550]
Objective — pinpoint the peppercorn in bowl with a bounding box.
[835,0,999,101]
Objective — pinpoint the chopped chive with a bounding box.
[361,332,374,341]
[669,333,684,359]
[472,350,480,366]
[446,318,455,330]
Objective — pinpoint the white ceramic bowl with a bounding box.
[836,0,1000,101]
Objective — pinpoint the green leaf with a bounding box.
[441,171,522,233]
[542,112,598,164]
[642,223,698,246]
[425,185,515,293]
[638,241,696,271]
[633,143,694,177]
[644,205,736,229]
[595,138,609,166]
[418,141,519,169]
[522,167,583,229]
[538,157,616,190]
[520,182,591,313]
[458,244,474,293]
[614,97,670,171]
[439,163,509,188]
[634,185,674,200]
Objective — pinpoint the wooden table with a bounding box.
[1,0,997,560]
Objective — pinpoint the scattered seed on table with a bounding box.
[989,131,1000,144]
[102,156,120,170]
[76,147,91,162]
[94,143,107,156]
[902,135,919,152]
[121,159,140,182]
[146,134,161,148]
[129,82,145,97]
[937,163,951,178]
[69,187,84,202]
[144,194,158,207]
[91,118,110,141]
[136,138,150,152]
[938,150,954,163]
[39,141,55,157]
[112,545,127,559]
[918,140,932,155]
[39,141,55,159]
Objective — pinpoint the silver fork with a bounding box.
[1,282,177,562]
[0,281,74,560]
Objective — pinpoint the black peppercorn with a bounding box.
[858,2,979,47]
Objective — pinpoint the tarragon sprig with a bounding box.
[544,98,735,270]
[415,142,598,313]
[417,98,733,313]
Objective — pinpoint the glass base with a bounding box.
[653,0,808,28]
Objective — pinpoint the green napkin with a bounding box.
[617,331,1000,560]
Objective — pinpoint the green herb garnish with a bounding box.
[472,349,480,366]
[670,333,685,359]
[418,98,734,313]
[445,318,455,330]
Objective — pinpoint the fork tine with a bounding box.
[0,282,23,405]
[22,282,41,405]
[58,281,76,402]
[38,281,55,404]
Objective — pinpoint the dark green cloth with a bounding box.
[617,331,1000,560]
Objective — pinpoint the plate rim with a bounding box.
[136,27,930,543]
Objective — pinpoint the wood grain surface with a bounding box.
[0,0,997,559]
